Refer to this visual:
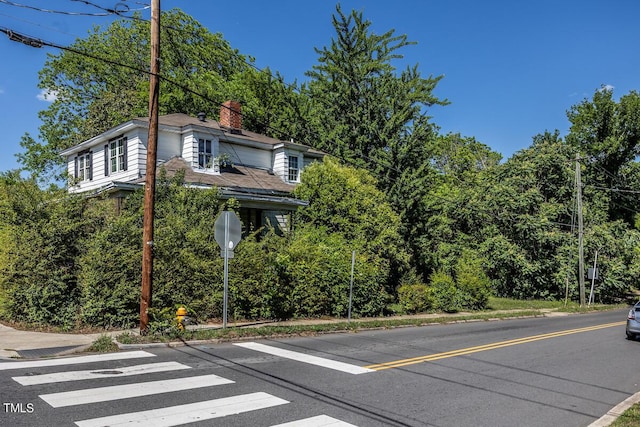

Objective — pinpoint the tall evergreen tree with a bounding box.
[304,5,448,178]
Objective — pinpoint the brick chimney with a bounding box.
[220,100,242,130]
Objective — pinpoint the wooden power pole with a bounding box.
[576,154,586,307]
[140,0,160,334]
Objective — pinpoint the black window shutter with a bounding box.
[74,156,78,179]
[122,138,128,171]
[88,152,93,180]
[104,144,109,176]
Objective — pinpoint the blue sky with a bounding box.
[0,0,638,174]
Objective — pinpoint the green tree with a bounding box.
[479,135,576,299]
[566,87,640,225]
[304,5,447,176]
[400,132,501,280]
[294,157,410,297]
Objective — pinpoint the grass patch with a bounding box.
[87,334,119,352]
[116,310,545,344]
[610,402,640,426]
[487,297,627,312]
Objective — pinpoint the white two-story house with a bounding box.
[60,101,324,232]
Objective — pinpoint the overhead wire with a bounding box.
[0,0,148,16]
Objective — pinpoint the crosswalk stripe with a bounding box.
[234,342,374,375]
[0,350,155,371]
[74,392,289,427]
[13,361,191,385]
[271,414,358,426]
[40,373,234,408]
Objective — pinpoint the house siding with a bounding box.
[273,148,286,181]
[68,130,141,194]
[219,142,270,169]
[303,157,315,168]
[263,210,291,234]
[136,130,147,174]
[156,132,181,161]
[181,132,198,167]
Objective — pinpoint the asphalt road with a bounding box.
[0,308,637,427]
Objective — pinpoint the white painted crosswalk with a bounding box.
[0,350,155,371]
[40,373,234,407]
[271,414,358,426]
[13,361,190,385]
[5,348,360,426]
[234,342,375,374]
[74,392,289,427]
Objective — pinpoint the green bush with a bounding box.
[79,211,142,328]
[0,175,95,328]
[397,283,432,314]
[455,250,491,310]
[278,225,389,318]
[430,271,462,312]
[229,230,289,320]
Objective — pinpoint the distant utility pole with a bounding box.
[576,154,586,307]
[140,0,160,334]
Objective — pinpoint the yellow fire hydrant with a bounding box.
[176,306,188,331]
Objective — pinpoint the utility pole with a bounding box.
[140,0,160,334]
[576,154,586,307]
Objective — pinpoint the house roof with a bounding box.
[139,113,322,153]
[144,157,298,195]
[60,112,325,157]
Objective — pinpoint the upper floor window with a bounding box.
[74,152,92,181]
[288,155,300,182]
[198,138,213,169]
[105,136,127,175]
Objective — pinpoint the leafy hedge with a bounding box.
[0,165,405,328]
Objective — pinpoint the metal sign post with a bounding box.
[348,250,355,323]
[588,250,599,306]
[214,211,242,328]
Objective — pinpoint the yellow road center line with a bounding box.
[365,321,625,371]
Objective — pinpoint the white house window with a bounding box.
[288,155,300,182]
[105,136,127,175]
[198,138,213,168]
[74,152,92,181]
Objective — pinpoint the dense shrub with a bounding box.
[430,271,462,313]
[228,230,289,320]
[294,158,412,296]
[79,210,142,328]
[0,174,96,327]
[278,225,389,318]
[397,283,432,314]
[455,250,491,310]
[79,172,225,327]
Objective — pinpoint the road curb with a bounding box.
[112,313,551,351]
[589,390,640,427]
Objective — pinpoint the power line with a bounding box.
[70,0,150,15]
[0,0,148,16]
[586,185,640,195]
[0,11,87,38]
